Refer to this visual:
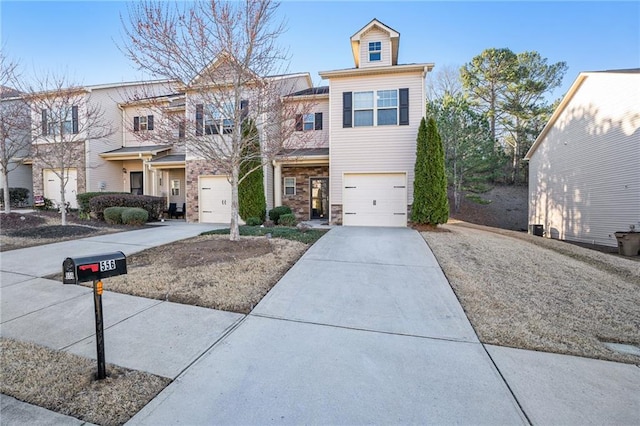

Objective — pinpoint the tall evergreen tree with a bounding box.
[238,119,266,221]
[412,117,449,225]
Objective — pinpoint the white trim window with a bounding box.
[171,179,180,196]
[353,91,374,127]
[303,114,315,131]
[205,102,235,135]
[377,90,398,126]
[369,41,381,62]
[284,177,296,196]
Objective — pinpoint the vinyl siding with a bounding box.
[329,71,426,205]
[359,27,392,68]
[528,73,640,247]
[286,98,330,149]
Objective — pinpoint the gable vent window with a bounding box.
[369,41,381,62]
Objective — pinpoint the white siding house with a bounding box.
[524,69,640,247]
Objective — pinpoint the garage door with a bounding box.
[343,173,407,227]
[199,176,232,223]
[43,168,78,209]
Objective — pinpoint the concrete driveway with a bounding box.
[130,227,527,424]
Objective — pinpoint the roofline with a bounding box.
[524,72,589,160]
[86,78,175,91]
[319,63,434,79]
[283,93,329,102]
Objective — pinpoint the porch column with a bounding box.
[274,161,282,207]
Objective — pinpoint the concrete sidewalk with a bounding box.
[2,226,639,425]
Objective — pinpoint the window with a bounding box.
[353,91,374,126]
[377,90,398,126]
[204,102,235,135]
[42,106,79,136]
[284,177,296,196]
[295,113,323,131]
[171,179,180,196]
[133,115,154,132]
[342,89,409,127]
[369,41,381,61]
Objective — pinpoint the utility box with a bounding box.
[63,252,127,284]
[614,232,640,257]
[529,224,544,237]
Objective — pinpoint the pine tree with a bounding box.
[411,117,449,225]
[238,119,266,221]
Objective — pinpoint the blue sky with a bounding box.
[1,1,638,101]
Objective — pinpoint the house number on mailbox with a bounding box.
[100,260,117,272]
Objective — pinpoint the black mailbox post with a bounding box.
[62,251,127,380]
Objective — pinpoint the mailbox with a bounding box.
[63,251,127,284]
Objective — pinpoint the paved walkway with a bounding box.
[1,225,639,425]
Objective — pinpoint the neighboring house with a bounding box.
[524,69,640,247]
[0,86,33,206]
[24,19,434,227]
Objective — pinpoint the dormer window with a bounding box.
[368,42,381,62]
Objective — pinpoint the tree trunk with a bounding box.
[3,171,10,213]
[229,164,240,242]
[453,156,461,213]
[60,173,67,226]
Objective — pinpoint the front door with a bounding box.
[310,178,329,220]
[130,171,143,195]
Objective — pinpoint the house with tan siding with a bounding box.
[524,69,640,247]
[24,19,435,228]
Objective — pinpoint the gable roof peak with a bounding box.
[350,19,400,67]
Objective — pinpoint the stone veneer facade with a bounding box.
[185,159,224,222]
[330,204,343,225]
[281,165,329,221]
[32,141,86,201]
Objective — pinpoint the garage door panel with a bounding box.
[199,176,232,223]
[343,173,407,227]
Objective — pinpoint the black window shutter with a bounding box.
[399,88,409,126]
[240,100,249,121]
[41,109,48,135]
[195,104,203,136]
[295,114,303,131]
[315,112,323,130]
[72,106,79,134]
[133,116,140,132]
[343,92,352,128]
[178,120,185,139]
[147,115,154,130]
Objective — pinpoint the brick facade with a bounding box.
[281,165,329,221]
[32,141,86,201]
[185,159,225,222]
[331,204,343,225]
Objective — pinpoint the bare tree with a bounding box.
[0,54,32,213]
[426,64,463,101]
[25,73,113,225]
[122,0,315,241]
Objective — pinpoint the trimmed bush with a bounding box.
[245,216,263,226]
[89,194,164,221]
[121,207,148,225]
[103,206,127,225]
[278,213,297,227]
[0,188,30,207]
[77,192,128,214]
[268,205,292,224]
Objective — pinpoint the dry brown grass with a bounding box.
[73,234,309,314]
[0,338,170,425]
[422,222,640,364]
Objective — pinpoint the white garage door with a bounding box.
[43,168,78,209]
[343,173,407,227]
[199,176,232,223]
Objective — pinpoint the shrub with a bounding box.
[0,188,30,207]
[278,213,297,227]
[121,207,148,225]
[239,119,266,222]
[77,192,128,214]
[103,207,128,225]
[89,194,164,221]
[268,205,292,224]
[35,197,54,211]
[245,216,263,226]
